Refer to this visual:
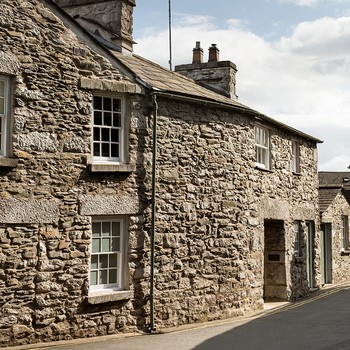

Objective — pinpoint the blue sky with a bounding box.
[133,1,350,171]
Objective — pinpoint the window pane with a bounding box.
[112,222,120,236]
[111,129,119,142]
[109,254,117,268]
[111,144,119,158]
[101,128,110,142]
[103,97,112,111]
[92,222,100,235]
[102,238,110,252]
[93,143,100,157]
[94,111,102,125]
[102,222,110,236]
[99,270,107,284]
[92,238,100,253]
[109,269,117,284]
[91,255,98,269]
[111,237,120,252]
[104,112,112,126]
[113,114,121,127]
[94,96,102,110]
[112,98,121,112]
[100,254,108,268]
[90,271,98,285]
[102,143,110,157]
[93,128,100,141]
[0,98,4,115]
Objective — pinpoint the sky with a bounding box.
[132,0,350,171]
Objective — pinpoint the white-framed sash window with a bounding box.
[255,125,270,169]
[92,95,125,163]
[90,216,126,292]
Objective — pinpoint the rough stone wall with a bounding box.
[0,0,147,346]
[0,0,321,347]
[151,98,319,326]
[321,192,350,285]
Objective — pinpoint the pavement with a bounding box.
[8,283,350,350]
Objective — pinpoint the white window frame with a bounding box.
[291,141,300,173]
[293,221,301,257]
[89,216,127,293]
[255,125,270,169]
[0,75,10,157]
[92,94,126,164]
[341,215,349,251]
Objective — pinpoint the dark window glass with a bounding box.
[104,112,112,126]
[94,111,102,125]
[94,96,102,110]
[103,97,112,111]
[102,143,110,157]
[93,143,100,157]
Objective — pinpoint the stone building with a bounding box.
[0,0,322,346]
[319,172,350,285]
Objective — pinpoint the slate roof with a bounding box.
[113,52,322,144]
[319,172,350,188]
[319,172,350,212]
[47,0,322,144]
[319,187,342,213]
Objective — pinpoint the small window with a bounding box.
[255,125,270,169]
[293,221,302,257]
[90,216,127,292]
[92,95,125,163]
[291,141,300,173]
[0,75,10,157]
[341,215,349,250]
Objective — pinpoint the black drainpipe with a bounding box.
[149,93,158,332]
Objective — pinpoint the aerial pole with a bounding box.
[168,0,173,71]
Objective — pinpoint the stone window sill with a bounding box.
[292,171,301,176]
[0,157,18,168]
[87,290,133,305]
[255,164,273,173]
[89,163,136,173]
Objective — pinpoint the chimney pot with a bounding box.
[208,43,220,62]
[192,41,203,64]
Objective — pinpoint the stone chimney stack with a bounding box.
[208,44,219,62]
[175,42,238,100]
[192,41,204,64]
[54,0,136,53]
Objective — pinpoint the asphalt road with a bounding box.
[25,285,350,350]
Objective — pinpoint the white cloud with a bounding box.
[279,0,320,6]
[134,14,350,170]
